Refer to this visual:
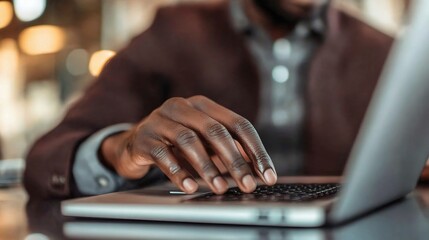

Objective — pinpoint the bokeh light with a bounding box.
[89,50,116,77]
[18,25,66,55]
[66,49,89,76]
[272,65,290,83]
[13,0,46,22]
[0,1,13,29]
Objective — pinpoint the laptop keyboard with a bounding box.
[189,183,341,202]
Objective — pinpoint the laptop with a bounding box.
[62,0,429,227]
[62,194,429,239]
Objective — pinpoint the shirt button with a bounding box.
[273,39,291,60]
[272,65,290,83]
[96,176,110,188]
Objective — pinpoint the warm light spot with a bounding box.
[0,39,22,139]
[19,25,66,55]
[0,1,13,29]
[89,50,116,77]
[0,39,20,103]
[13,0,46,22]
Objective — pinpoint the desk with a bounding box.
[1,185,429,240]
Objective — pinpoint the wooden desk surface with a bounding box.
[1,184,429,240]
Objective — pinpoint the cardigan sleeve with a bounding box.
[23,41,168,199]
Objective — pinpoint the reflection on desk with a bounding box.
[20,189,429,240]
[0,185,428,240]
[331,194,429,240]
[61,195,429,240]
[0,186,27,240]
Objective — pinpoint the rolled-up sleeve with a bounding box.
[73,123,131,195]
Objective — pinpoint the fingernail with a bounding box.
[183,178,198,193]
[242,174,256,192]
[264,169,277,185]
[213,176,228,193]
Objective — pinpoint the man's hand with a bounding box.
[101,96,277,194]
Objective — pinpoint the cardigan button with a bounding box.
[51,174,66,189]
[96,175,110,188]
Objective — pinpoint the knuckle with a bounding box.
[254,147,268,162]
[200,161,215,173]
[133,131,157,149]
[187,95,207,103]
[232,118,255,134]
[150,144,169,160]
[165,97,185,105]
[206,123,230,139]
[254,148,271,168]
[168,164,182,175]
[175,129,198,146]
[230,156,248,171]
[148,109,163,121]
[162,97,187,112]
[187,95,209,109]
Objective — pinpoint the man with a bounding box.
[24,0,397,199]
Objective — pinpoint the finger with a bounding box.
[234,140,250,162]
[159,97,256,193]
[188,95,277,185]
[134,135,198,194]
[152,117,229,194]
[211,155,228,174]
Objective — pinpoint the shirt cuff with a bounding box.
[73,123,132,195]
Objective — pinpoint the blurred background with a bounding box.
[0,0,412,239]
[0,0,409,161]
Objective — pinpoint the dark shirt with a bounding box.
[230,0,328,175]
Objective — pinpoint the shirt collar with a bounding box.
[229,0,329,39]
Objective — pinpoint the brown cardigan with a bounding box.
[24,1,393,199]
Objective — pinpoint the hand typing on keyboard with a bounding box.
[100,96,278,195]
